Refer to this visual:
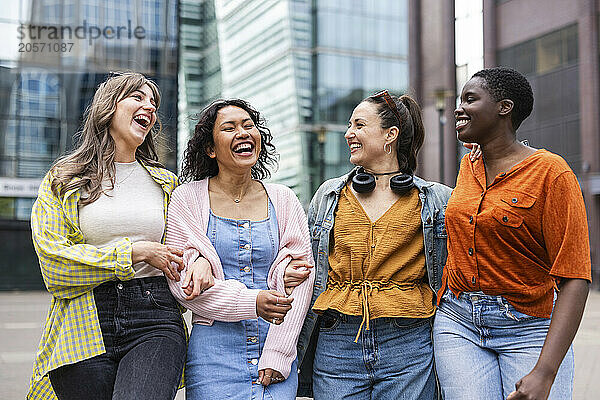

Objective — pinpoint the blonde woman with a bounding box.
[28,72,187,400]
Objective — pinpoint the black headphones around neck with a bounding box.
[351,167,414,195]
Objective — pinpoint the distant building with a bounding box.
[178,0,221,165]
[180,0,410,202]
[0,0,178,289]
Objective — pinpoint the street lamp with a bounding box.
[316,125,326,185]
[434,89,449,184]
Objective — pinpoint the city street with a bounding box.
[2,290,599,399]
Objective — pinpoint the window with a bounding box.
[496,25,580,175]
[497,24,577,75]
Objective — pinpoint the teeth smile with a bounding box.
[349,143,362,150]
[456,119,469,129]
[234,143,253,153]
[134,114,150,127]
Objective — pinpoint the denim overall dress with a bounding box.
[185,200,298,400]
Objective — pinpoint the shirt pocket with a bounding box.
[434,206,448,239]
[492,206,524,228]
[311,224,322,241]
[493,191,537,228]
[500,191,537,209]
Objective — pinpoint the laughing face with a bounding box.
[109,83,157,158]
[345,101,391,169]
[455,77,501,144]
[208,106,261,172]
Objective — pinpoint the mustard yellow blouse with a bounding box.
[312,184,434,339]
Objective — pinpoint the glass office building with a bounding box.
[210,0,409,202]
[178,0,221,163]
[497,24,580,174]
[0,0,178,289]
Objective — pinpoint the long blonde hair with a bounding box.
[50,72,163,205]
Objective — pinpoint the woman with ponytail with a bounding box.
[284,91,452,399]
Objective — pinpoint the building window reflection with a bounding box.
[497,24,580,174]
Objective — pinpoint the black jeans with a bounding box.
[48,276,187,400]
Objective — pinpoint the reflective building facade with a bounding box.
[0,0,178,289]
[178,0,221,162]
[208,0,409,202]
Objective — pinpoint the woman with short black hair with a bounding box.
[434,67,591,400]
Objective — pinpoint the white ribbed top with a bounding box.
[79,161,164,278]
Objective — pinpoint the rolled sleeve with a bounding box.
[543,171,592,281]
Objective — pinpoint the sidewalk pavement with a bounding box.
[2,290,599,399]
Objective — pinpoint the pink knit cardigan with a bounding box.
[165,178,315,378]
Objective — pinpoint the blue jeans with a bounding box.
[48,277,187,400]
[433,290,574,400]
[312,311,437,400]
[185,322,298,400]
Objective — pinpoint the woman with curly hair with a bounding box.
[165,99,315,400]
[28,72,187,400]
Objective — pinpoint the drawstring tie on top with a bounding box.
[354,281,373,342]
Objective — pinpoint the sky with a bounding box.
[455,0,484,93]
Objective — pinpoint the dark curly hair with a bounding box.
[363,92,425,175]
[472,67,534,130]
[180,99,278,182]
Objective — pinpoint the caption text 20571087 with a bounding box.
[18,42,74,53]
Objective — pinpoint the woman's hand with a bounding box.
[258,368,285,386]
[506,368,555,400]
[181,256,215,300]
[131,241,184,281]
[256,290,293,324]
[463,142,482,162]
[283,259,313,295]
[507,278,589,400]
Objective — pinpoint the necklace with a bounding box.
[364,169,402,180]
[115,164,137,186]
[212,181,250,204]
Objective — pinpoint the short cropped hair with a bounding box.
[472,67,534,130]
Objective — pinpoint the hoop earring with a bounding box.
[384,143,392,155]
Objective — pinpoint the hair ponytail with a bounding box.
[399,95,424,173]
[364,92,425,174]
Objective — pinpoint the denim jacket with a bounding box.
[296,168,451,394]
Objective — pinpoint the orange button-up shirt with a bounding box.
[440,149,591,318]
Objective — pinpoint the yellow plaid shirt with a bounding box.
[27,163,182,400]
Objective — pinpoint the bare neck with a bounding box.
[114,146,136,163]
[481,137,536,185]
[210,168,256,198]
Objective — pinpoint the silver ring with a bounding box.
[272,318,278,324]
